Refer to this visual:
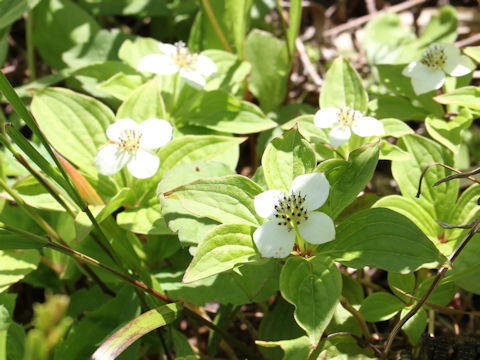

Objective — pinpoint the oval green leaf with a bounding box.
[164,175,264,226]
[280,255,342,345]
[319,57,368,112]
[319,208,447,273]
[262,127,316,192]
[30,87,114,174]
[183,224,259,283]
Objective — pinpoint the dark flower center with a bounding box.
[421,44,447,70]
[274,193,309,231]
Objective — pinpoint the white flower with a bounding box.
[95,118,173,179]
[314,107,384,147]
[137,41,217,89]
[402,43,475,95]
[253,173,335,258]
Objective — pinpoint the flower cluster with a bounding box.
[95,118,173,179]
[314,107,384,147]
[253,173,335,258]
[402,42,475,95]
[137,41,217,89]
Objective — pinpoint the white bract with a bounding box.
[402,42,475,95]
[95,118,173,179]
[137,41,217,89]
[253,173,335,258]
[314,107,384,147]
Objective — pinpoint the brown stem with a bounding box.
[416,163,480,198]
[383,218,480,356]
[340,296,372,341]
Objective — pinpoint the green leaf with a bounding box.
[401,307,427,345]
[116,80,166,121]
[0,293,17,360]
[448,233,480,294]
[246,30,289,112]
[158,161,233,245]
[320,57,368,112]
[54,286,140,359]
[97,73,143,101]
[116,205,171,235]
[362,12,416,64]
[317,334,376,359]
[379,141,411,161]
[258,298,305,359]
[280,256,342,345]
[67,61,136,106]
[392,135,459,222]
[0,0,40,31]
[165,175,264,226]
[380,118,415,137]
[319,208,447,272]
[118,37,162,69]
[388,272,416,302]
[91,303,182,360]
[203,49,251,95]
[0,250,39,293]
[30,87,114,174]
[415,277,457,306]
[434,86,480,110]
[77,0,169,16]
[464,46,480,63]
[359,292,405,322]
[286,0,302,64]
[225,0,252,58]
[256,336,311,360]
[417,5,457,47]
[368,96,428,122]
[32,0,100,69]
[188,0,233,52]
[62,29,133,69]
[425,111,472,154]
[374,195,439,239]
[156,135,243,180]
[317,145,379,219]
[183,224,259,283]
[376,64,444,116]
[156,257,280,306]
[262,127,316,192]
[445,183,480,243]
[176,90,275,134]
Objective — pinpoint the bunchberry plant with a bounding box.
[0,2,479,360]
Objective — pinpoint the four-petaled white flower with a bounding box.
[253,173,335,258]
[95,118,173,179]
[314,107,384,147]
[402,42,475,95]
[137,41,217,89]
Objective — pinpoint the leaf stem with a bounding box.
[340,296,372,341]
